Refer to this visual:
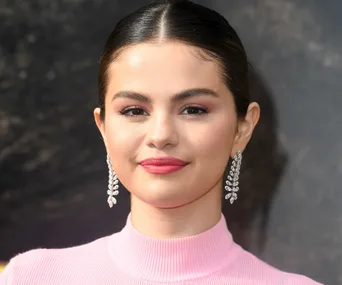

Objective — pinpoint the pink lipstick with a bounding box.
[139,157,188,174]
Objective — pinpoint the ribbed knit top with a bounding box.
[0,213,322,284]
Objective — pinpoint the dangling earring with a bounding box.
[225,151,242,204]
[106,154,119,208]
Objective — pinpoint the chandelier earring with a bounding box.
[106,154,119,208]
[225,151,242,204]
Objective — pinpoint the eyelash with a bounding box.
[119,105,208,117]
[119,106,148,117]
[182,105,208,116]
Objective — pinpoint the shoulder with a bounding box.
[0,248,48,285]
[227,244,323,285]
[0,235,112,284]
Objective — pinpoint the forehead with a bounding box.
[106,42,224,95]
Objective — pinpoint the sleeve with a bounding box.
[0,260,15,285]
[0,249,44,285]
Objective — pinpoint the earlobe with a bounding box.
[243,102,260,139]
[231,102,260,156]
[94,107,107,143]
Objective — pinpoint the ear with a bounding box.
[94,107,107,147]
[231,102,260,157]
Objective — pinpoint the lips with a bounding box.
[139,157,188,174]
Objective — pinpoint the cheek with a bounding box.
[193,117,236,158]
[183,116,236,194]
[190,118,235,185]
[103,119,143,164]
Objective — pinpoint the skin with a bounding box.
[94,41,260,239]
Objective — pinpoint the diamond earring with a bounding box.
[106,154,119,208]
[225,151,242,204]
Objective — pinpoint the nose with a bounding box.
[146,111,179,150]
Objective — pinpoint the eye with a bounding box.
[182,106,208,115]
[120,107,149,116]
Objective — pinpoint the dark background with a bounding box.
[1,0,341,284]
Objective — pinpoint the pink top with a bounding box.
[0,213,322,284]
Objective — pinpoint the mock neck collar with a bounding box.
[108,212,234,282]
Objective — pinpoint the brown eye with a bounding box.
[182,106,208,115]
[120,107,148,116]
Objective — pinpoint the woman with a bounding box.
[0,0,322,284]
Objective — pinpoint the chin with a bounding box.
[135,188,193,209]
[147,199,190,209]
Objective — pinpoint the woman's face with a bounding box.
[94,41,258,208]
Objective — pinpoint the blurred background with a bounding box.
[0,0,341,283]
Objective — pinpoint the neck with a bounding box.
[130,183,222,239]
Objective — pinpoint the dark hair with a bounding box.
[98,0,250,120]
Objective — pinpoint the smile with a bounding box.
[139,157,189,174]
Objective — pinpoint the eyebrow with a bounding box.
[111,88,219,103]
